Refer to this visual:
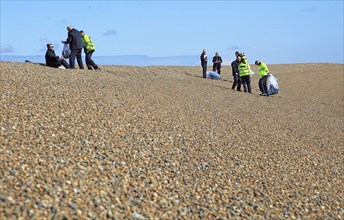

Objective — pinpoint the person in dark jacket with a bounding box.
[231,51,241,91]
[45,44,70,69]
[62,25,84,69]
[212,52,223,74]
[200,49,208,78]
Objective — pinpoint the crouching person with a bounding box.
[45,44,70,69]
[255,60,270,96]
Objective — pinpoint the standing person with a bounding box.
[45,44,70,69]
[62,25,84,69]
[200,49,208,78]
[231,51,241,91]
[238,56,252,93]
[212,52,223,74]
[80,30,100,70]
[255,60,270,96]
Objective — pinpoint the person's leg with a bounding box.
[232,75,237,89]
[69,50,76,68]
[247,76,252,93]
[76,49,84,69]
[259,78,264,94]
[241,76,248,92]
[85,52,93,69]
[61,60,70,69]
[262,75,268,95]
[237,76,242,91]
[218,67,221,75]
[87,51,99,70]
[202,63,207,78]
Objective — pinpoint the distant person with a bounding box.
[45,44,70,69]
[200,49,208,78]
[62,25,84,69]
[80,30,100,70]
[255,60,270,96]
[239,52,250,69]
[238,56,251,93]
[231,51,241,91]
[212,52,223,75]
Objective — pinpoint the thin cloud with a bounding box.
[103,29,117,36]
[303,6,317,12]
[227,46,241,50]
[1,44,14,53]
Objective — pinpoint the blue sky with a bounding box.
[1,0,343,65]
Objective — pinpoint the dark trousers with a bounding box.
[213,65,221,74]
[240,75,252,93]
[48,59,70,69]
[69,49,84,69]
[85,50,99,70]
[232,74,241,90]
[201,62,207,78]
[259,75,269,94]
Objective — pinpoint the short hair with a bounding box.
[67,25,73,31]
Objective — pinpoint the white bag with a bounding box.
[206,71,221,80]
[267,74,279,95]
[62,43,71,59]
[250,69,255,76]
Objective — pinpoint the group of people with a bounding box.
[200,49,271,96]
[200,50,223,77]
[45,26,100,70]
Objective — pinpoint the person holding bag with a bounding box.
[62,25,84,69]
[80,30,100,70]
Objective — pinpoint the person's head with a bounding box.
[202,49,206,54]
[255,60,261,65]
[215,52,219,57]
[237,56,242,62]
[67,25,74,31]
[235,51,239,57]
[47,44,54,50]
[80,30,85,36]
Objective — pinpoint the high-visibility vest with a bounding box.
[82,34,96,51]
[238,62,250,77]
[258,62,270,78]
[241,55,250,70]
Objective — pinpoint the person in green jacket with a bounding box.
[80,30,100,70]
[255,60,270,96]
[238,56,252,93]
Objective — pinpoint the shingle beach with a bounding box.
[1,62,343,219]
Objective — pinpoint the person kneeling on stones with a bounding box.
[45,44,70,69]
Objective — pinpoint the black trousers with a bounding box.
[85,50,99,70]
[213,65,221,74]
[240,75,251,93]
[232,74,241,90]
[48,59,70,69]
[69,49,84,69]
[201,62,207,78]
[259,75,269,94]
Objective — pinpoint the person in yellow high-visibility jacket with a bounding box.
[80,30,100,70]
[238,56,252,93]
[255,60,270,96]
